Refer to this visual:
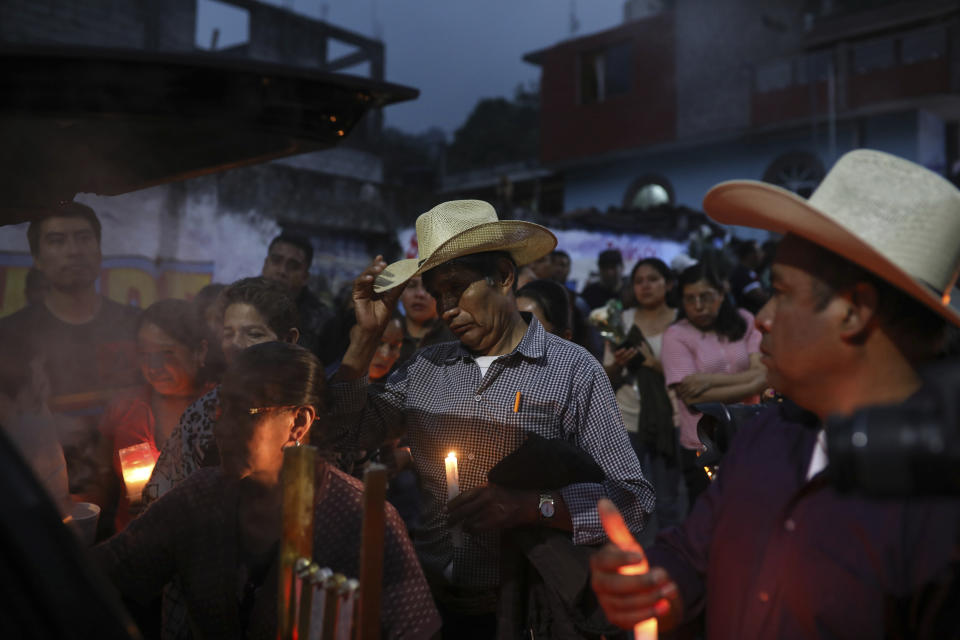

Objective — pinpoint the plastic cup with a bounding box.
[65,502,101,546]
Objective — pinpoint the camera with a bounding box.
[695,402,771,469]
[694,397,814,481]
[693,357,960,496]
[826,358,960,497]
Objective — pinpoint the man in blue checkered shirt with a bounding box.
[329,200,654,637]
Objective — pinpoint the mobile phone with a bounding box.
[617,325,646,365]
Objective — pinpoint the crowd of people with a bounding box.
[1,148,959,639]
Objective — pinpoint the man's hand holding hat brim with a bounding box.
[335,256,406,382]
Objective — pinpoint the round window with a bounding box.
[622,174,675,211]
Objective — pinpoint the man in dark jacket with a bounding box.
[591,150,960,638]
[0,202,139,515]
[261,232,338,365]
[581,249,624,310]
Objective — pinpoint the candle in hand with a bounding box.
[598,498,658,640]
[444,451,463,549]
[444,452,460,500]
[118,442,158,504]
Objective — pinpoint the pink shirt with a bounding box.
[661,309,761,449]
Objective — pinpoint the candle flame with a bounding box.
[619,561,650,576]
[446,451,457,461]
[123,462,156,483]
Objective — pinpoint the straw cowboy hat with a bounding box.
[703,149,960,327]
[374,200,557,293]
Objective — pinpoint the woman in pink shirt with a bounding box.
[661,263,767,501]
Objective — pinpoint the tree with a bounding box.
[379,126,446,187]
[446,83,540,173]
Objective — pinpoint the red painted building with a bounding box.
[524,12,677,166]
[522,0,960,222]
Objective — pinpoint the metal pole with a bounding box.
[277,445,318,640]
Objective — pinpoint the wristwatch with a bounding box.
[538,492,555,520]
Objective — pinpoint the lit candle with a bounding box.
[118,442,158,504]
[444,451,460,501]
[445,451,462,548]
[598,498,658,640]
[620,562,658,640]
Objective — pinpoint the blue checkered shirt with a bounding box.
[329,316,654,595]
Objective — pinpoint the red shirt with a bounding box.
[99,385,159,531]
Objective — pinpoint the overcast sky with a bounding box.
[197,0,625,137]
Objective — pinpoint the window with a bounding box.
[762,151,825,198]
[901,27,946,65]
[622,175,674,210]
[580,40,633,104]
[852,38,895,74]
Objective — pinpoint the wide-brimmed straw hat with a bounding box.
[374,200,557,292]
[703,149,960,327]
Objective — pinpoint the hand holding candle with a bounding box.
[596,498,664,639]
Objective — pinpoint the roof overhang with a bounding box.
[0,46,418,224]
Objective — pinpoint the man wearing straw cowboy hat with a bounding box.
[591,149,960,638]
[329,199,654,636]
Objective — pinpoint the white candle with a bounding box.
[444,451,460,500]
[620,560,658,640]
[444,451,462,549]
[598,498,658,640]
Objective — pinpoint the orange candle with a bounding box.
[118,442,158,504]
